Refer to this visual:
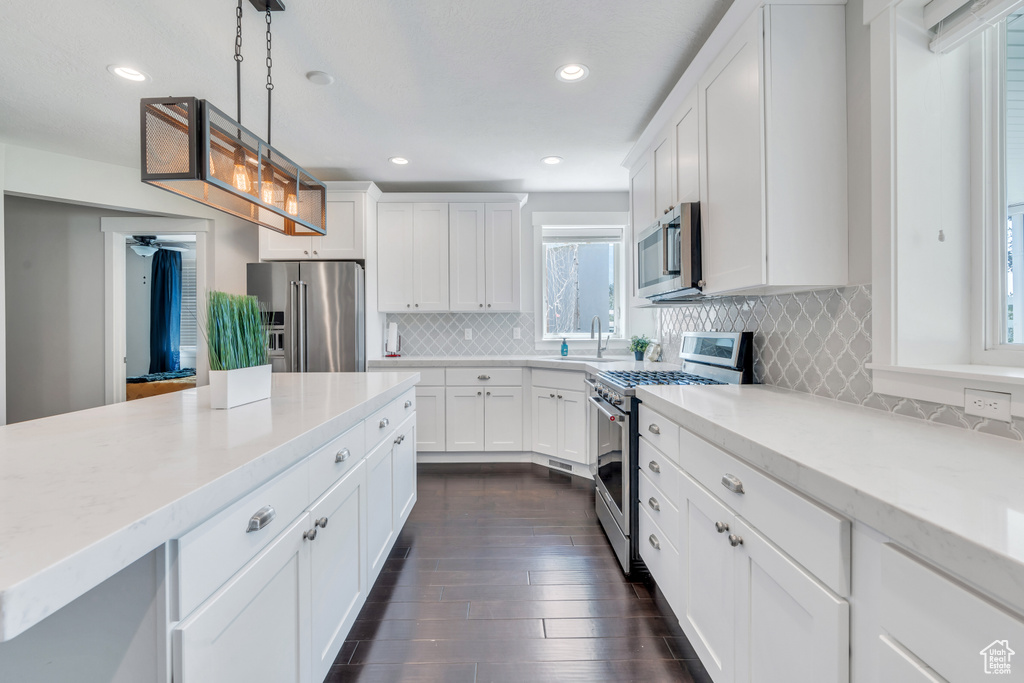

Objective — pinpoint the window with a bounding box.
[541,226,623,339]
[1003,12,1024,344]
[180,256,197,349]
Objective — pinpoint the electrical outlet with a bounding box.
[964,389,1012,421]
[513,327,521,340]
[464,329,472,340]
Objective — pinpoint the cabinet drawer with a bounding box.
[679,427,850,596]
[308,423,365,501]
[638,504,682,611]
[881,544,1024,682]
[639,436,681,504]
[445,367,522,386]
[531,369,584,391]
[365,388,415,449]
[638,405,679,463]
[639,468,679,548]
[416,367,446,386]
[177,459,310,618]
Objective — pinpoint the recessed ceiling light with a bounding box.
[556,64,589,82]
[305,71,334,85]
[389,157,409,165]
[542,156,563,165]
[107,65,149,82]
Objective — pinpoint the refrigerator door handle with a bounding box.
[289,281,299,373]
[297,280,308,372]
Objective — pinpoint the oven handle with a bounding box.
[590,395,627,422]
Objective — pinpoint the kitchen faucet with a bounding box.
[591,315,608,359]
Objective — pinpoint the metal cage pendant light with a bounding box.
[140,0,326,236]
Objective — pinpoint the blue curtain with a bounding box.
[149,249,182,373]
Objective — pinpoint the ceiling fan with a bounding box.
[127,235,189,257]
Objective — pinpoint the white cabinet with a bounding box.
[483,386,524,451]
[630,159,656,242]
[530,371,588,466]
[556,389,586,463]
[653,132,674,220]
[415,385,446,452]
[448,202,521,312]
[674,89,700,206]
[531,388,559,456]
[173,515,313,683]
[697,5,847,295]
[260,191,370,261]
[309,462,366,683]
[377,203,449,312]
[392,420,417,526]
[445,387,485,451]
[365,434,395,579]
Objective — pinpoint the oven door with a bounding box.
[591,394,630,537]
[636,217,682,298]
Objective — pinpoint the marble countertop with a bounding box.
[636,384,1024,615]
[368,355,673,373]
[0,371,418,641]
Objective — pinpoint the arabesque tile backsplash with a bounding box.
[658,285,1024,442]
[384,312,537,356]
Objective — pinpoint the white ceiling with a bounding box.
[0,0,731,193]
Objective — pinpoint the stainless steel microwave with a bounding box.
[636,202,703,300]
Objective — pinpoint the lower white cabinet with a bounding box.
[445,385,523,452]
[415,385,446,451]
[366,433,396,579]
[532,388,559,455]
[173,515,313,683]
[393,421,418,525]
[484,386,523,450]
[445,387,485,450]
[531,386,587,465]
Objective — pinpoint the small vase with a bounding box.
[634,351,645,361]
[209,364,272,409]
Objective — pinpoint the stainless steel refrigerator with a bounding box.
[246,262,365,373]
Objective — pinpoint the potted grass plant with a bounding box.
[206,290,272,409]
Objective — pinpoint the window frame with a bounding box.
[540,233,624,341]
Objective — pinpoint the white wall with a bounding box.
[0,143,259,423]
[125,247,151,377]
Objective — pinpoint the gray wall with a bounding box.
[3,197,144,423]
[125,247,151,378]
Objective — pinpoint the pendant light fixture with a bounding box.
[140,0,326,236]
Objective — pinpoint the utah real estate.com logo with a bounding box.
[980,640,1015,675]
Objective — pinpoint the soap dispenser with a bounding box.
[561,338,568,357]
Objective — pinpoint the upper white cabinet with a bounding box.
[260,183,379,261]
[653,133,674,224]
[698,5,847,295]
[377,203,450,312]
[630,159,656,241]
[380,196,522,313]
[674,90,700,207]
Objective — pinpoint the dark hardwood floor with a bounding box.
[325,463,711,683]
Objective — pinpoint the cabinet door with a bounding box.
[365,439,394,579]
[260,230,312,261]
[449,203,486,311]
[308,462,366,683]
[877,636,944,683]
[679,473,736,683]
[484,386,523,451]
[653,132,674,217]
[415,386,446,452]
[445,387,485,451]
[733,518,849,683]
[699,9,766,294]
[173,515,312,683]
[484,202,520,311]
[557,389,587,465]
[630,159,656,242]
[412,203,450,311]
[531,388,559,456]
[315,194,364,259]
[377,204,414,311]
[675,90,700,205]
[392,418,417,527]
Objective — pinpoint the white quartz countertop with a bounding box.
[368,355,670,373]
[0,371,418,642]
[636,384,1024,614]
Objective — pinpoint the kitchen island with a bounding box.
[0,371,419,683]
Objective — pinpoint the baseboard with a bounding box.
[416,451,594,480]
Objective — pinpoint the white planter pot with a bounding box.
[209,364,272,409]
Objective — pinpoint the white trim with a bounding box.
[324,180,382,201]
[102,217,211,405]
[416,451,595,479]
[532,211,629,227]
[379,192,528,207]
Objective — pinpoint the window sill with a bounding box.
[868,363,1024,417]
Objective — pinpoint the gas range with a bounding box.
[594,370,725,403]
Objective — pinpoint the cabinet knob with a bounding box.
[649,534,661,550]
[313,250,318,255]
[477,391,482,396]
[303,250,309,255]
[648,497,660,512]
[487,304,491,308]
[335,448,350,464]
[379,417,390,429]
[550,393,555,398]
[648,424,661,435]
[698,279,706,289]
[404,400,413,408]
[407,304,411,308]
[557,394,563,399]
[245,505,276,533]
[303,527,318,541]
[415,303,419,308]
[728,534,744,547]
[721,474,745,494]
[648,460,660,474]
[479,303,483,308]
[315,517,329,529]
[486,391,491,396]
[715,521,730,534]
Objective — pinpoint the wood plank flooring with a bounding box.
[325,463,711,683]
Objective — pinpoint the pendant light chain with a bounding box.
[265,7,274,147]
[234,0,244,126]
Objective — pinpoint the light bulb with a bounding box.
[208,152,216,176]
[260,166,276,205]
[285,193,298,216]
[232,148,252,193]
